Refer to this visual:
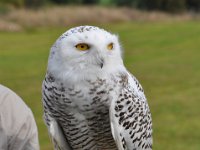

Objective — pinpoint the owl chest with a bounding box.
[52,78,116,111]
[63,85,114,112]
[59,88,118,150]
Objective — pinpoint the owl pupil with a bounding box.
[81,46,84,48]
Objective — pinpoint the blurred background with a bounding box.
[0,0,200,150]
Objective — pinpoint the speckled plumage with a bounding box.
[42,26,152,150]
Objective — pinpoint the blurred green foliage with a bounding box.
[0,0,47,8]
[137,0,187,12]
[0,0,200,12]
[113,0,200,12]
[0,3,10,14]
[1,0,23,7]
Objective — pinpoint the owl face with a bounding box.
[48,26,124,80]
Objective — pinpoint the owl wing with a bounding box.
[110,73,153,150]
[42,74,72,150]
[48,115,72,150]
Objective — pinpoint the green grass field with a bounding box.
[1,21,200,150]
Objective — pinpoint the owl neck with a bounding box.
[48,61,126,84]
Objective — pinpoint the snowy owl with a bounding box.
[42,26,152,150]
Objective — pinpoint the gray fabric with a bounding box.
[0,84,39,150]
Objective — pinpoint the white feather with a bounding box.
[49,119,72,150]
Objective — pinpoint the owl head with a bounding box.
[48,26,125,81]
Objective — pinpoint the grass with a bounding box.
[0,21,200,150]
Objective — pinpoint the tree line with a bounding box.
[1,0,200,12]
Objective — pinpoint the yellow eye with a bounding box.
[75,43,90,51]
[107,43,113,50]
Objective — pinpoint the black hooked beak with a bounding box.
[100,62,103,68]
[98,58,104,69]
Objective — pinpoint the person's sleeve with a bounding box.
[0,85,40,150]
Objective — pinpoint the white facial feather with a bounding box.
[48,26,125,82]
